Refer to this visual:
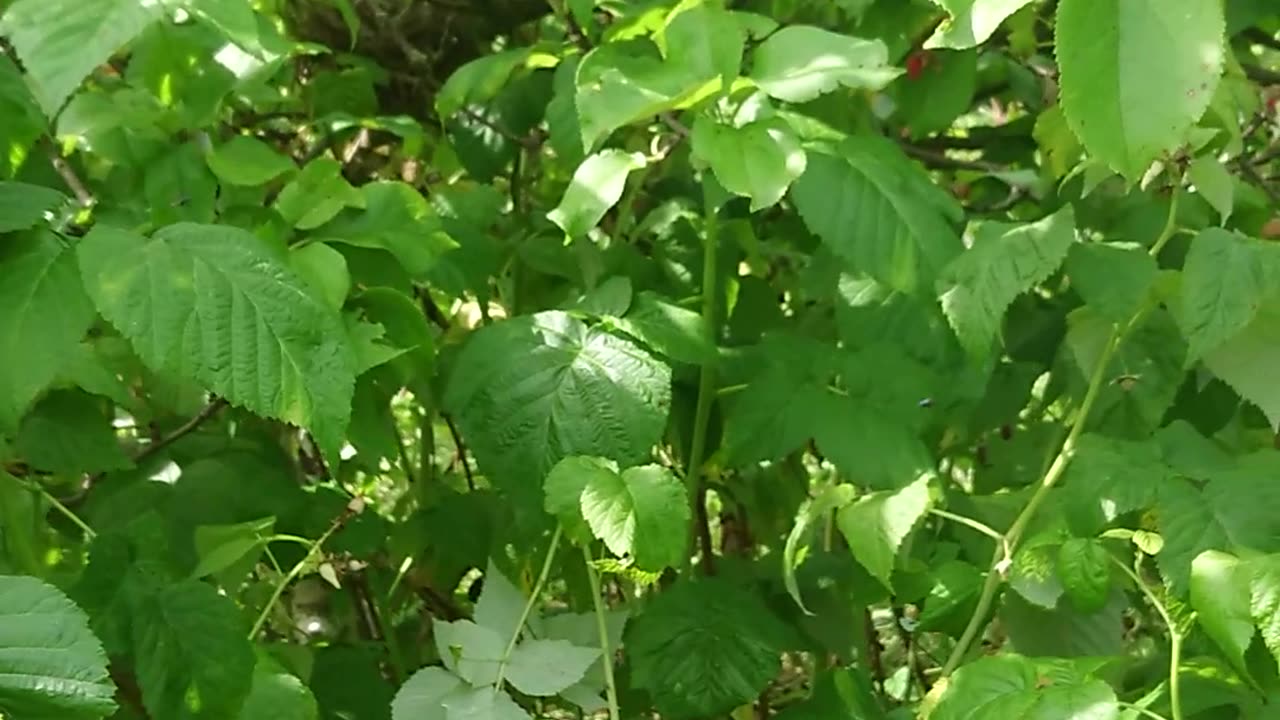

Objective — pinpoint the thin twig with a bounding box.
[45,143,94,208]
[133,398,228,466]
[443,413,475,490]
[901,143,1006,173]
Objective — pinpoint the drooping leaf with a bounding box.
[939,206,1077,357]
[1055,0,1226,179]
[0,0,163,115]
[0,574,118,720]
[1056,538,1112,613]
[783,482,856,614]
[547,150,648,238]
[1177,228,1279,361]
[748,26,900,103]
[659,2,744,86]
[0,181,66,232]
[627,579,787,719]
[924,0,1037,50]
[1188,155,1235,224]
[791,138,962,295]
[76,223,356,463]
[1190,550,1254,675]
[690,116,806,211]
[443,311,671,501]
[579,464,689,571]
[206,136,296,187]
[836,475,933,589]
[504,639,601,697]
[0,229,96,432]
[1249,555,1280,669]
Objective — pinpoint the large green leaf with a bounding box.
[1178,228,1279,361]
[440,687,530,720]
[627,579,786,719]
[0,0,163,115]
[939,206,1077,357]
[790,138,962,295]
[443,311,671,500]
[1190,550,1254,675]
[0,228,96,433]
[573,40,707,151]
[836,475,932,589]
[1061,434,1167,534]
[690,116,806,211]
[929,654,1120,719]
[1055,0,1226,179]
[0,574,117,720]
[579,464,689,571]
[0,56,45,175]
[504,639,601,697]
[132,580,255,719]
[748,26,900,103]
[924,0,1036,50]
[76,223,356,462]
[547,150,647,238]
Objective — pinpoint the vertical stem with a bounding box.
[584,545,621,720]
[494,526,562,691]
[249,516,343,640]
[685,199,719,573]
[1110,555,1184,720]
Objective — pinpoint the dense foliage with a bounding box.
[2,0,1280,718]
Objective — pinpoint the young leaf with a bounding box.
[1055,538,1111,613]
[1055,0,1226,180]
[0,229,96,432]
[190,516,276,581]
[0,181,66,232]
[547,150,647,238]
[0,575,118,720]
[290,242,351,312]
[504,639,601,697]
[1190,550,1254,676]
[691,115,805,212]
[573,41,704,151]
[938,206,1077,357]
[545,456,617,544]
[390,667,463,720]
[836,475,933,589]
[274,157,364,230]
[627,579,787,719]
[76,223,357,464]
[1178,227,1279,361]
[748,26,900,103]
[0,0,163,115]
[315,181,458,278]
[923,0,1037,50]
[206,136,296,187]
[579,464,690,571]
[791,138,963,295]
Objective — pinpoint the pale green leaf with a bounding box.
[474,561,533,643]
[436,48,531,118]
[191,516,275,580]
[924,0,1036,50]
[1179,228,1280,361]
[0,574,117,720]
[1190,550,1254,675]
[627,579,786,719]
[0,182,66,232]
[0,229,96,433]
[315,181,458,277]
[939,206,1077,357]
[505,639,601,697]
[1250,555,1280,669]
[443,311,671,503]
[391,667,463,720]
[573,41,705,151]
[274,157,364,230]
[1203,303,1280,429]
[1065,242,1157,325]
[132,580,255,719]
[1055,0,1226,179]
[432,619,504,687]
[1188,155,1234,224]
[783,483,856,614]
[691,116,806,211]
[76,223,356,463]
[659,2,744,85]
[206,136,295,187]
[237,660,319,720]
[1056,539,1111,613]
[290,242,350,312]
[580,464,689,571]
[836,475,933,588]
[441,686,531,720]
[547,150,647,238]
[791,138,962,295]
[544,456,617,544]
[0,0,162,115]
[749,26,900,103]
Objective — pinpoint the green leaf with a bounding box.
[1065,242,1157,325]
[1190,550,1254,675]
[783,482,856,614]
[547,150,647,238]
[610,291,713,365]
[76,223,356,464]
[748,26,900,103]
[791,138,962,295]
[1056,539,1112,613]
[315,181,458,278]
[1055,0,1226,180]
[440,686,531,720]
[15,389,131,475]
[0,228,96,433]
[504,639,601,697]
[391,667,463,720]
[573,40,706,151]
[206,136,296,187]
[290,242,350,312]
[191,516,275,580]
[443,311,671,502]
[627,579,786,719]
[0,574,117,720]
[892,49,979,139]
[1178,228,1279,361]
[1062,434,1167,534]
[274,157,364,230]
[691,116,806,212]
[237,660,319,720]
[0,181,66,232]
[659,2,744,86]
[928,654,1120,719]
[433,619,505,687]
[1250,555,1280,669]
[1202,303,1280,429]
[836,475,933,589]
[0,0,163,115]
[544,455,618,544]
[1188,155,1234,224]
[132,580,255,719]
[923,0,1037,50]
[436,48,531,118]
[580,464,689,571]
[474,561,532,642]
[939,206,1077,357]
[0,55,44,175]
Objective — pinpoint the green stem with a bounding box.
[1117,703,1172,720]
[929,509,1004,543]
[583,545,621,720]
[685,200,720,573]
[20,479,94,539]
[248,516,344,640]
[939,192,1181,678]
[1110,555,1184,720]
[494,526,562,692]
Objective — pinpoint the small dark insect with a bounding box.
[1000,424,1013,441]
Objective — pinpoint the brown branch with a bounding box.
[44,143,94,208]
[1243,63,1280,86]
[901,142,1007,173]
[132,398,228,466]
[443,413,475,490]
